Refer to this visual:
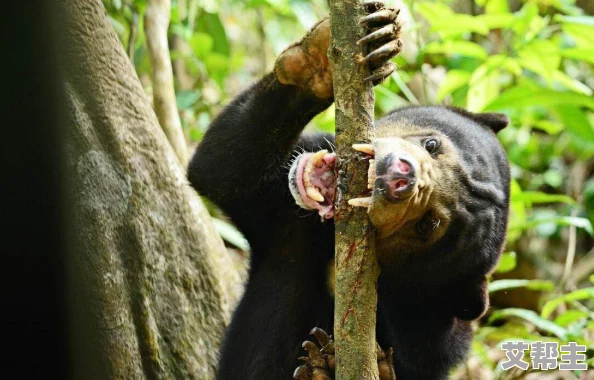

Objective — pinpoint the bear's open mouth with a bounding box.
[289,150,336,218]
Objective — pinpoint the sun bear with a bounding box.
[188,1,510,379]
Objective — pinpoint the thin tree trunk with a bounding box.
[145,0,189,165]
[329,1,380,379]
[55,0,242,378]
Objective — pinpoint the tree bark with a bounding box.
[329,1,380,379]
[55,0,242,378]
[145,0,189,165]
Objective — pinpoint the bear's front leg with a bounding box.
[289,150,337,219]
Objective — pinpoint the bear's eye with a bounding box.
[423,138,440,154]
[416,213,439,237]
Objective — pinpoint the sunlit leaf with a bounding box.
[517,40,560,85]
[554,310,588,327]
[520,216,593,235]
[176,90,201,110]
[424,41,487,60]
[196,12,230,56]
[563,24,594,47]
[476,13,514,29]
[488,279,554,293]
[468,64,500,112]
[553,105,594,144]
[541,288,594,318]
[533,120,564,135]
[495,251,517,273]
[554,15,594,27]
[484,87,594,112]
[189,32,214,58]
[489,308,569,339]
[485,0,509,14]
[436,70,471,102]
[561,48,594,65]
[211,218,250,251]
[416,2,453,26]
[552,71,593,96]
[515,191,577,206]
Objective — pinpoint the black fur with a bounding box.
[188,74,510,378]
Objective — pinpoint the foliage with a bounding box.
[104,0,594,377]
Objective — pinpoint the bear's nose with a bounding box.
[374,153,417,201]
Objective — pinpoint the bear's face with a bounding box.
[367,107,510,272]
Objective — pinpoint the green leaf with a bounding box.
[176,90,201,110]
[476,13,514,29]
[554,15,594,27]
[416,2,453,26]
[552,71,593,96]
[488,279,554,293]
[517,40,560,85]
[196,12,230,56]
[431,14,490,36]
[436,70,471,102]
[484,87,594,112]
[189,32,214,58]
[211,218,250,251]
[495,251,517,273]
[554,105,594,144]
[561,48,594,65]
[489,308,569,339]
[424,41,488,60]
[590,274,594,284]
[519,216,593,236]
[554,310,588,327]
[533,120,564,135]
[485,0,509,14]
[467,64,500,112]
[563,24,594,47]
[515,191,577,206]
[541,288,594,319]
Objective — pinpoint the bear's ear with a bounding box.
[446,107,509,134]
[470,112,509,134]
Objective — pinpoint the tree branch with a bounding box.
[329,1,380,378]
[144,0,189,165]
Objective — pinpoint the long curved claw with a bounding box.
[357,23,399,46]
[365,62,396,84]
[362,39,402,66]
[293,365,311,380]
[363,0,385,12]
[303,341,327,369]
[359,8,400,26]
[310,327,331,347]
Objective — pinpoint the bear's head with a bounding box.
[366,106,510,292]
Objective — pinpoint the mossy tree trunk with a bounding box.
[329,0,381,379]
[55,0,242,378]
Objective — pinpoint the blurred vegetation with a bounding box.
[104,0,593,377]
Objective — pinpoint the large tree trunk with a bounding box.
[54,0,242,378]
[329,0,380,379]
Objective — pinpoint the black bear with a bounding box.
[188,1,510,379]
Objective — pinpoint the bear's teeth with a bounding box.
[311,149,328,167]
[306,186,325,202]
[347,197,373,208]
[352,143,375,156]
